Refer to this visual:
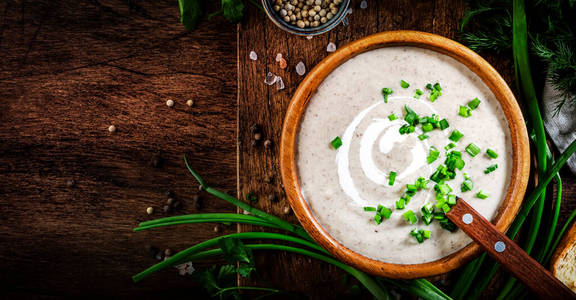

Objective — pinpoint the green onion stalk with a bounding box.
[132,156,452,300]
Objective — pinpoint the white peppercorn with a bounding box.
[319,9,326,17]
[297,20,305,28]
[314,14,320,21]
[320,17,327,23]
[314,5,321,12]
[314,0,321,5]
[280,9,287,16]
[273,5,280,11]
[327,12,334,19]
[308,9,316,16]
[290,14,296,21]
[330,7,338,14]
[302,10,308,17]
[287,10,293,16]
[283,16,290,22]
[311,20,319,26]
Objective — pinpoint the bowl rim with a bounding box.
[279,30,531,279]
[261,0,351,36]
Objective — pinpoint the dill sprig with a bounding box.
[460,0,576,115]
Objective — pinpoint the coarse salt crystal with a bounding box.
[306,35,313,40]
[360,1,367,9]
[347,8,353,14]
[175,262,195,276]
[264,72,278,85]
[327,42,337,52]
[296,61,306,76]
[342,17,349,26]
[276,76,285,90]
[275,53,283,62]
[249,51,257,60]
[166,99,174,107]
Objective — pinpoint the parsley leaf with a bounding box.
[222,0,244,23]
[178,0,202,31]
[218,237,256,278]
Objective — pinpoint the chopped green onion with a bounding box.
[465,143,481,157]
[426,82,442,102]
[416,177,429,190]
[484,164,498,174]
[445,150,465,171]
[374,213,383,224]
[381,88,393,103]
[410,228,424,243]
[400,80,410,88]
[403,210,418,224]
[363,207,377,212]
[418,133,429,140]
[422,229,431,239]
[458,105,471,117]
[396,198,406,209]
[421,202,434,215]
[422,214,433,225]
[435,183,453,195]
[439,119,449,130]
[406,184,418,192]
[442,203,451,213]
[476,190,489,199]
[445,143,456,151]
[447,194,457,205]
[379,206,392,219]
[330,136,342,149]
[398,124,415,135]
[461,179,474,192]
[388,171,397,186]
[486,149,499,159]
[404,105,419,125]
[388,113,398,121]
[433,83,442,91]
[414,89,423,99]
[427,146,440,164]
[468,98,481,110]
[422,123,434,132]
[449,130,464,142]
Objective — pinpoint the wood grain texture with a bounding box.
[447,198,575,299]
[0,0,236,298]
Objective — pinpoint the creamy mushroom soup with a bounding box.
[297,46,512,264]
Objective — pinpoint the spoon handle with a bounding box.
[446,197,575,299]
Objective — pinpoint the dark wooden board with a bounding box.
[237,0,576,298]
[0,0,237,298]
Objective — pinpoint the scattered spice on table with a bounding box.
[66,179,75,187]
[283,206,291,215]
[249,50,257,60]
[296,61,306,76]
[272,0,342,28]
[166,99,174,107]
[186,99,194,107]
[327,42,337,52]
[264,139,272,148]
[108,125,116,133]
[146,207,154,215]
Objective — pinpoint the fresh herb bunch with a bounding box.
[133,156,453,300]
[178,0,262,31]
[452,1,576,299]
[460,0,576,114]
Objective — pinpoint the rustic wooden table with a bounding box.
[1,0,575,299]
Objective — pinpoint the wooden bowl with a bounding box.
[280,31,530,279]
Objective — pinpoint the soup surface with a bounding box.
[297,46,512,264]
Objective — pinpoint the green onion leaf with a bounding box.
[404,105,419,125]
[388,171,397,186]
[400,80,410,88]
[363,206,377,212]
[379,206,392,219]
[418,133,429,140]
[439,119,449,130]
[465,143,481,157]
[476,190,489,199]
[414,89,423,99]
[381,88,393,103]
[449,130,464,142]
[330,136,343,149]
[403,210,418,224]
[468,98,481,110]
[374,213,383,224]
[486,149,499,159]
[458,105,471,117]
[461,179,474,192]
[447,194,457,205]
[396,198,406,209]
[435,183,453,195]
[427,146,440,164]
[484,164,498,174]
[422,229,431,239]
[445,143,456,151]
[388,113,398,121]
[422,123,434,132]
